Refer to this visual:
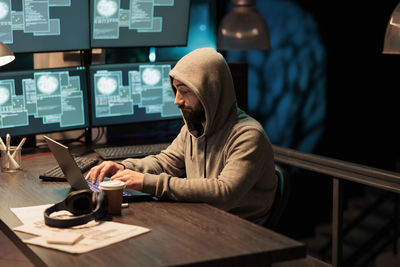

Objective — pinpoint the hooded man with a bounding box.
[86,48,277,225]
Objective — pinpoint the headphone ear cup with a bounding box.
[66,189,93,216]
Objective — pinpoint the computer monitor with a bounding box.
[0,0,90,53]
[0,66,89,137]
[155,0,216,61]
[89,62,181,127]
[90,0,190,48]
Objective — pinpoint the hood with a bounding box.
[169,48,237,137]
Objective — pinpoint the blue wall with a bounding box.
[226,0,326,154]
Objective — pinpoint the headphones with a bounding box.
[44,189,108,228]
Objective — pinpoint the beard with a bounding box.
[179,105,206,125]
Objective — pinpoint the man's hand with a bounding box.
[110,170,144,191]
[85,161,125,184]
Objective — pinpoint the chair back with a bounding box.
[264,164,290,229]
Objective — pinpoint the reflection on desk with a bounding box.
[0,151,307,267]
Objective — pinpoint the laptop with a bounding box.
[43,135,154,202]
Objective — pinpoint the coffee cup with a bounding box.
[99,180,126,215]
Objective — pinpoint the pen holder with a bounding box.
[1,146,22,172]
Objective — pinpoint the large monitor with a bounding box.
[0,66,89,137]
[89,62,181,127]
[0,0,90,53]
[90,0,190,48]
[155,0,216,61]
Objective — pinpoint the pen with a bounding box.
[0,137,6,151]
[12,137,26,159]
[6,133,10,151]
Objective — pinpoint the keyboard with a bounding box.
[39,156,99,181]
[85,178,132,197]
[94,143,170,160]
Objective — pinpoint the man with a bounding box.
[86,48,277,225]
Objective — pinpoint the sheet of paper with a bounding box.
[13,218,100,237]
[10,204,53,224]
[10,204,151,254]
[22,221,150,254]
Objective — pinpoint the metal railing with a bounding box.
[272,145,400,267]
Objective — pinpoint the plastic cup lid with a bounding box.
[99,180,126,190]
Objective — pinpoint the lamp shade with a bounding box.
[0,42,15,66]
[218,1,270,50]
[383,2,400,54]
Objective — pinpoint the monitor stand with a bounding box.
[106,120,183,146]
[17,134,38,155]
[24,135,37,148]
[84,127,92,146]
[18,128,93,156]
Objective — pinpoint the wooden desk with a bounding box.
[0,152,306,266]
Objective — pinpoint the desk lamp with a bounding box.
[383,2,400,54]
[218,0,271,50]
[0,42,15,66]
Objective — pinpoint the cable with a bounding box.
[92,127,105,144]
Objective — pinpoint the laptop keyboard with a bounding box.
[87,179,101,193]
[86,179,132,197]
[39,156,99,181]
[94,143,170,160]
[39,160,133,197]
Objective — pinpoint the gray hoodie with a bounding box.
[121,48,277,225]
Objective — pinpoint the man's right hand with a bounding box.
[84,161,125,184]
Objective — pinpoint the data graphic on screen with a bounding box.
[0,66,89,137]
[90,0,190,48]
[0,0,90,53]
[90,62,180,126]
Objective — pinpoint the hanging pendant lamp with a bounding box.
[218,0,271,50]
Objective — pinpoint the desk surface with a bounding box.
[0,152,306,267]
